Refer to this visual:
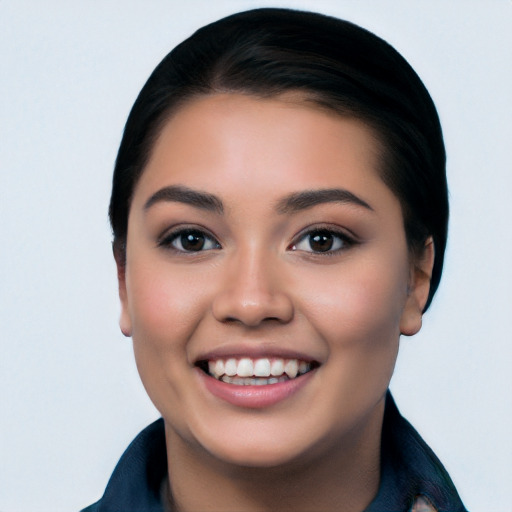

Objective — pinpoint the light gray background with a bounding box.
[1,1,511,511]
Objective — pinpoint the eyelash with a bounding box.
[158,227,221,253]
[288,226,357,256]
[158,225,357,255]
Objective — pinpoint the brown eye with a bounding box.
[180,232,206,251]
[161,229,221,252]
[291,228,353,254]
[309,231,334,252]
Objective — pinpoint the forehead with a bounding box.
[133,93,392,209]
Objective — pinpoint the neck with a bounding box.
[164,400,384,512]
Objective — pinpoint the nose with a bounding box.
[212,250,294,327]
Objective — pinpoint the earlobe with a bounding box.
[114,243,132,338]
[400,237,435,336]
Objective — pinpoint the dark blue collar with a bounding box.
[364,393,466,512]
[83,392,467,512]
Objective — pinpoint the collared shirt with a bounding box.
[82,392,467,512]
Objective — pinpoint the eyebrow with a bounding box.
[275,188,373,214]
[144,185,372,216]
[144,185,224,214]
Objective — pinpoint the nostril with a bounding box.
[211,279,294,327]
[224,315,285,325]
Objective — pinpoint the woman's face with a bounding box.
[118,93,430,467]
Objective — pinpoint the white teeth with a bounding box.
[214,360,225,378]
[254,358,271,377]
[299,361,308,374]
[270,359,284,376]
[284,359,298,379]
[221,375,289,385]
[207,356,314,383]
[208,360,225,379]
[224,358,237,376]
[237,358,254,377]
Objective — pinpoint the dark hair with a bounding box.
[109,8,448,311]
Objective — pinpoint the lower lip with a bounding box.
[197,368,316,409]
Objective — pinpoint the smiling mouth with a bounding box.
[196,357,319,386]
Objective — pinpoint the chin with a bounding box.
[182,415,331,470]
[203,440,311,469]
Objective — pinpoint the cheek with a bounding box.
[297,256,408,413]
[127,263,209,346]
[125,262,212,417]
[125,260,214,407]
[296,253,409,353]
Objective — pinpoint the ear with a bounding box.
[399,237,435,336]
[113,242,132,337]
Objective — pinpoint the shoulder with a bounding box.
[80,418,167,512]
[368,392,468,512]
[80,503,99,512]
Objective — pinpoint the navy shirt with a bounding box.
[82,393,467,512]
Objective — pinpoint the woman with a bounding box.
[83,8,467,512]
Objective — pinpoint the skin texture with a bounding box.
[116,94,434,512]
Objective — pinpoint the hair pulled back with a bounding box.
[109,8,448,311]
